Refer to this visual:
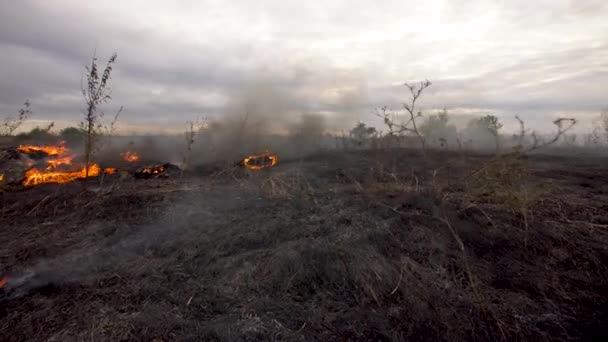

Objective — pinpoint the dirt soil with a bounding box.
[0,149,607,341]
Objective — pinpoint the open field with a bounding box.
[2,2,606,341]
[1,149,607,341]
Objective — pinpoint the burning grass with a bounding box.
[133,163,180,179]
[242,151,278,170]
[0,144,178,188]
[22,164,103,186]
[17,144,67,156]
[15,143,117,186]
[120,151,139,162]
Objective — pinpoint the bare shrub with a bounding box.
[81,51,122,177]
[419,108,458,149]
[463,114,503,155]
[468,116,577,247]
[513,117,577,153]
[349,122,377,148]
[1,100,32,136]
[182,116,207,172]
[376,80,431,152]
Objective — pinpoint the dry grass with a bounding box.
[0,149,607,341]
[260,169,316,207]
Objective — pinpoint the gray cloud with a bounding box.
[0,0,606,133]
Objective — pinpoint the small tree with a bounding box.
[81,51,122,177]
[464,114,503,154]
[15,122,55,144]
[376,79,431,152]
[481,115,503,154]
[419,108,458,149]
[182,117,207,172]
[59,127,85,146]
[1,100,32,136]
[349,122,377,148]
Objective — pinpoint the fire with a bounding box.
[14,143,117,186]
[140,165,166,176]
[23,164,101,186]
[45,156,73,169]
[0,275,8,288]
[121,151,139,162]
[6,143,175,187]
[134,163,179,179]
[17,144,67,156]
[242,151,278,170]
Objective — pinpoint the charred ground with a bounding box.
[0,149,607,341]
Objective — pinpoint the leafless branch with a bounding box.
[182,116,208,172]
[1,100,32,136]
[81,51,121,177]
[375,80,432,152]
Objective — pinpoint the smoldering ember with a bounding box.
[1,1,607,341]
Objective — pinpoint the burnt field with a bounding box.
[1,149,607,341]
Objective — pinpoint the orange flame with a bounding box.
[46,156,73,169]
[121,151,139,162]
[17,144,67,156]
[242,151,278,170]
[23,164,101,186]
[14,144,158,186]
[0,275,9,288]
[15,143,117,186]
[140,165,166,176]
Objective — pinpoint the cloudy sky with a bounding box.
[1,0,606,133]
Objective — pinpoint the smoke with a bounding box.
[287,114,327,156]
[7,56,375,167]
[198,78,296,162]
[189,77,341,163]
[1,191,224,300]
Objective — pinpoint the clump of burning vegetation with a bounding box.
[0,142,282,190]
[17,143,115,186]
[120,151,139,163]
[0,142,184,189]
[241,151,278,170]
